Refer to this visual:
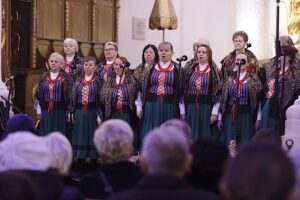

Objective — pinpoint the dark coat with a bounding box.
[80,161,142,199]
[108,173,220,200]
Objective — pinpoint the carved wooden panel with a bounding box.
[93,0,115,43]
[67,0,91,42]
[37,0,65,39]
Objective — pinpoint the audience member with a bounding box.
[185,138,229,194]
[108,126,219,200]
[2,114,40,139]
[220,143,296,200]
[161,118,192,145]
[0,131,81,200]
[252,128,282,147]
[0,171,38,200]
[80,119,142,199]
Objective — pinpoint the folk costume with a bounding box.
[183,62,221,141]
[140,61,182,141]
[219,72,261,145]
[100,72,140,128]
[71,74,103,159]
[62,53,84,141]
[220,49,258,80]
[261,58,300,132]
[35,70,69,136]
[96,60,115,82]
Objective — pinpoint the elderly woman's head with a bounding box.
[0,131,72,175]
[44,132,72,175]
[94,119,134,163]
[48,52,64,72]
[63,38,79,54]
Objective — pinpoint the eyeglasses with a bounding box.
[104,48,116,52]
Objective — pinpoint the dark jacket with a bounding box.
[108,173,220,200]
[80,161,142,199]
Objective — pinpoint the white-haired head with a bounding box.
[141,126,192,177]
[63,38,79,52]
[44,132,72,175]
[0,131,54,172]
[94,119,133,164]
[48,52,64,68]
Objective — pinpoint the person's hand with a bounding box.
[229,140,237,157]
[137,111,143,119]
[210,114,217,124]
[217,120,222,130]
[255,120,261,130]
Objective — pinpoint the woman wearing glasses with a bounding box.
[96,42,119,82]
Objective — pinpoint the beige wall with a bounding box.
[118,0,289,68]
[118,0,237,68]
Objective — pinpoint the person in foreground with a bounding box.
[108,126,219,200]
[220,143,296,200]
[80,119,142,199]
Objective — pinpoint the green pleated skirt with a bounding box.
[72,107,98,159]
[221,112,254,145]
[186,103,212,141]
[261,99,276,129]
[40,108,66,136]
[141,99,177,142]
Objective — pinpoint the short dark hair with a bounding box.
[186,138,229,193]
[222,143,295,200]
[253,128,282,147]
[84,56,97,64]
[0,171,38,200]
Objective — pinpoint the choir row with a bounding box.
[34,31,300,159]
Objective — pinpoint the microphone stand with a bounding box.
[113,70,124,117]
[176,56,187,119]
[0,95,23,115]
[274,0,281,134]
[279,55,286,135]
[234,63,242,144]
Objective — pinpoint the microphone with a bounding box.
[235,59,246,66]
[9,75,15,80]
[246,43,252,49]
[121,62,130,68]
[176,55,188,62]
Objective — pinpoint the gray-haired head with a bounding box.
[160,119,192,146]
[197,37,210,47]
[63,38,79,52]
[48,52,64,68]
[141,126,191,177]
[104,41,119,51]
[94,119,133,164]
[44,132,72,175]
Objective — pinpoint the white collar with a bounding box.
[106,60,114,65]
[50,71,59,79]
[85,74,93,81]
